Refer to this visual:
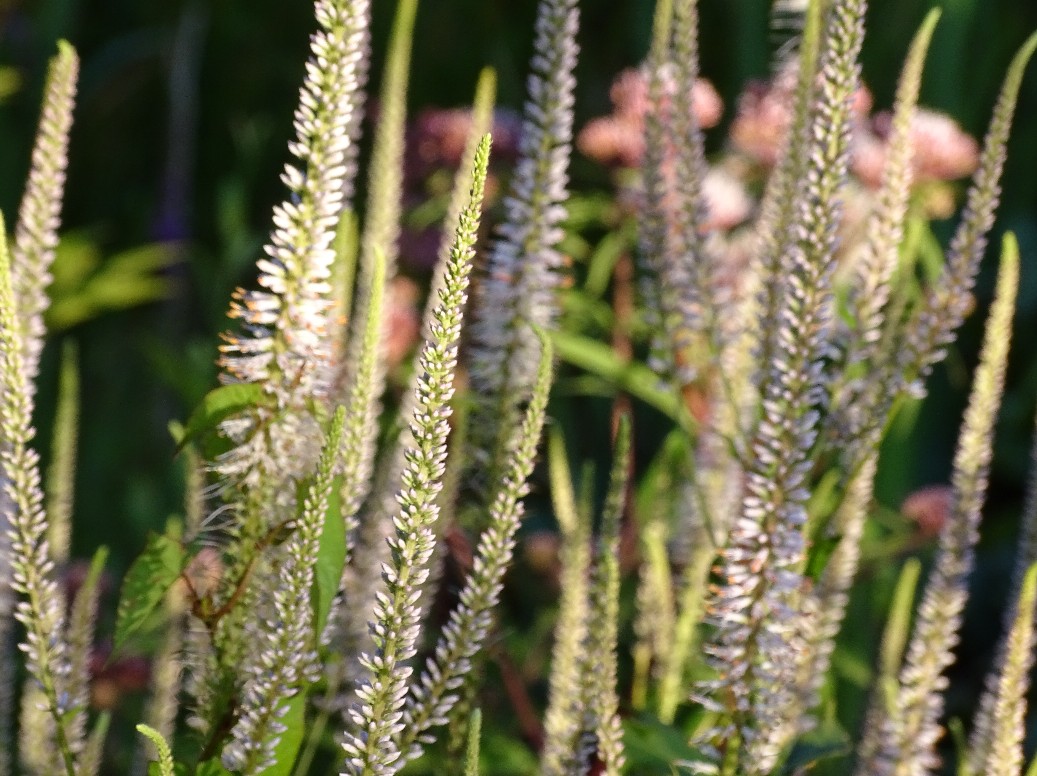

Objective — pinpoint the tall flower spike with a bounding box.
[540,429,592,776]
[795,454,877,726]
[668,0,720,366]
[351,0,415,288]
[637,0,679,383]
[222,407,346,774]
[637,0,719,387]
[46,343,79,566]
[352,69,498,670]
[579,417,631,776]
[865,234,1018,776]
[744,0,823,405]
[320,251,385,728]
[332,0,418,693]
[341,135,491,776]
[336,0,414,396]
[834,9,939,432]
[769,0,810,68]
[216,0,371,493]
[66,549,107,769]
[895,32,1037,396]
[399,329,552,763]
[0,212,76,775]
[10,41,78,385]
[1,47,77,774]
[697,1,866,772]
[972,563,1037,776]
[969,404,1037,769]
[467,0,578,478]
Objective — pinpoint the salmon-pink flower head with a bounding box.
[733,62,872,167]
[901,485,955,538]
[577,115,645,167]
[610,67,651,119]
[730,77,794,166]
[578,68,721,168]
[700,167,753,231]
[609,66,722,128]
[905,108,980,182]
[854,108,979,189]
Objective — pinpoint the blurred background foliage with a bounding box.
[1,0,1036,767]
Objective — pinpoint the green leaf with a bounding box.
[264,693,307,776]
[551,330,693,432]
[174,382,270,453]
[780,720,851,774]
[313,474,346,636]
[584,225,634,299]
[805,534,842,583]
[623,715,702,773]
[114,532,187,653]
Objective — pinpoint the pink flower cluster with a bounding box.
[729,62,978,187]
[578,62,982,241]
[852,108,980,189]
[577,67,723,169]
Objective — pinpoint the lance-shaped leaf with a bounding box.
[831,10,940,446]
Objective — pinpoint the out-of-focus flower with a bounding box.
[731,62,871,167]
[729,68,797,166]
[902,485,955,538]
[901,108,980,182]
[610,67,651,119]
[617,164,751,235]
[701,167,753,231]
[854,108,980,189]
[611,66,723,128]
[408,106,522,179]
[578,115,645,168]
[578,67,722,168]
